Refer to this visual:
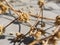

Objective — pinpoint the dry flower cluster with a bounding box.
[0,0,60,45]
[0,0,9,14]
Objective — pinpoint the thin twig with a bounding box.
[30,14,55,21]
[4,18,18,29]
[39,26,60,42]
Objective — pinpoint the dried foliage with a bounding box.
[18,12,30,22]
[38,0,44,8]
[0,2,9,14]
[14,32,24,41]
[0,0,59,45]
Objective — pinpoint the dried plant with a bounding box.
[34,30,42,40]
[14,32,24,41]
[38,0,44,8]
[55,15,60,25]
[4,0,30,23]
[29,27,36,35]
[0,25,4,35]
[54,30,60,39]
[47,37,57,45]
[0,2,9,14]
[0,0,59,45]
[18,12,30,22]
[29,27,46,40]
[42,39,49,45]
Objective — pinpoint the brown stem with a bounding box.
[5,0,21,16]
[30,14,55,21]
[4,18,18,29]
[39,26,60,42]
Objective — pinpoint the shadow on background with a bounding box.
[0,35,5,39]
